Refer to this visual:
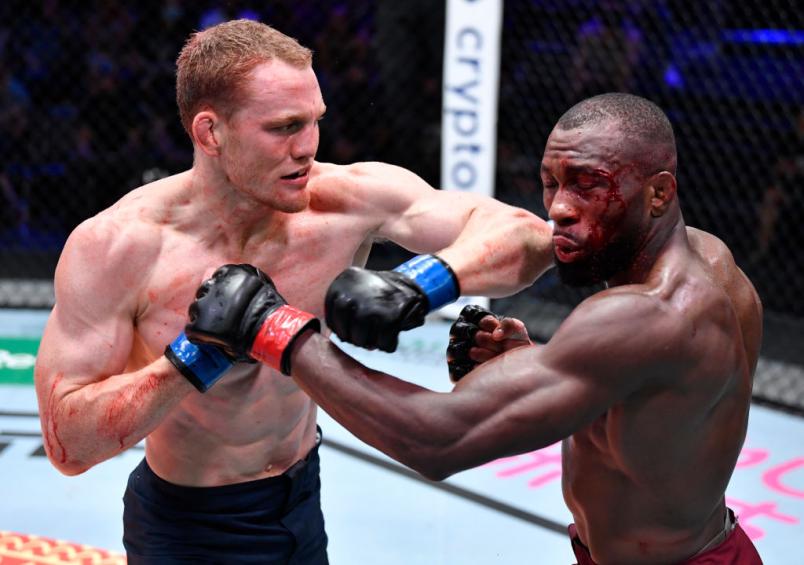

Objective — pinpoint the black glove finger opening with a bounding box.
[446,339,472,363]
[237,263,273,285]
[449,320,479,341]
[188,300,200,323]
[448,360,476,382]
[195,278,214,300]
[460,304,497,325]
[212,264,236,279]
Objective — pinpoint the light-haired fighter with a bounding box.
[34,19,553,564]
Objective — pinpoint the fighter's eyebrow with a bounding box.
[264,102,327,124]
[541,162,599,175]
[564,163,601,173]
[270,111,309,121]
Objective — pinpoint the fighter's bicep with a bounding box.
[370,176,476,252]
[537,293,687,400]
[38,300,135,391]
[508,352,617,441]
[400,352,572,474]
[392,191,482,249]
[39,228,140,387]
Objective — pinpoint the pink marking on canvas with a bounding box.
[762,457,804,499]
[736,447,769,468]
[726,497,799,540]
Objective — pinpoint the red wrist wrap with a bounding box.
[250,305,318,374]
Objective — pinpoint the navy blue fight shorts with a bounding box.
[123,430,327,564]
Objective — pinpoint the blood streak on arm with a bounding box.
[43,372,68,464]
[100,372,167,450]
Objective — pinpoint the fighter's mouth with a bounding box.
[554,246,585,263]
[552,234,580,249]
[281,168,309,180]
[552,234,584,261]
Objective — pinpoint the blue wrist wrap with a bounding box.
[165,333,234,393]
[393,254,460,311]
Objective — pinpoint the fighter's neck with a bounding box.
[606,214,688,288]
[169,168,289,253]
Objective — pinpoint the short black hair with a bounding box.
[557,92,677,174]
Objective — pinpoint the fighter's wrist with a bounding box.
[164,332,234,393]
[249,305,321,375]
[393,254,460,311]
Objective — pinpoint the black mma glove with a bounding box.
[326,255,460,353]
[184,264,320,376]
[447,304,499,383]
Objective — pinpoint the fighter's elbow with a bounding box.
[60,463,89,477]
[403,444,463,482]
[42,436,93,476]
[415,463,454,482]
[47,454,91,476]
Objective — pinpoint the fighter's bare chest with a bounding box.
[133,228,366,355]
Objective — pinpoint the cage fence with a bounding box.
[0,0,801,411]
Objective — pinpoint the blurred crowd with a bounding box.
[0,0,801,314]
[0,0,444,250]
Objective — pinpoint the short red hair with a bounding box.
[176,19,313,136]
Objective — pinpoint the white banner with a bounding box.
[440,0,502,317]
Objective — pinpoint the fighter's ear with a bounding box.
[192,110,221,156]
[647,171,677,217]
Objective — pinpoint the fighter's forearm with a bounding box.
[39,357,193,475]
[290,332,468,480]
[437,205,553,297]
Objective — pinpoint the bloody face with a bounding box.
[540,121,650,286]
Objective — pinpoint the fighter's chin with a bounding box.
[553,252,604,287]
[254,182,309,213]
[273,194,310,214]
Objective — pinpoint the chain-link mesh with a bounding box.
[0,0,442,280]
[490,0,804,412]
[496,1,803,312]
[0,1,801,409]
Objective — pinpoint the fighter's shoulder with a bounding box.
[72,198,160,251]
[543,290,691,387]
[565,287,690,352]
[311,160,432,193]
[578,287,681,325]
[687,226,737,276]
[312,159,419,180]
[309,160,434,213]
[686,226,760,310]
[59,198,162,286]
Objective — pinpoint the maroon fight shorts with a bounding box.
[568,510,763,564]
